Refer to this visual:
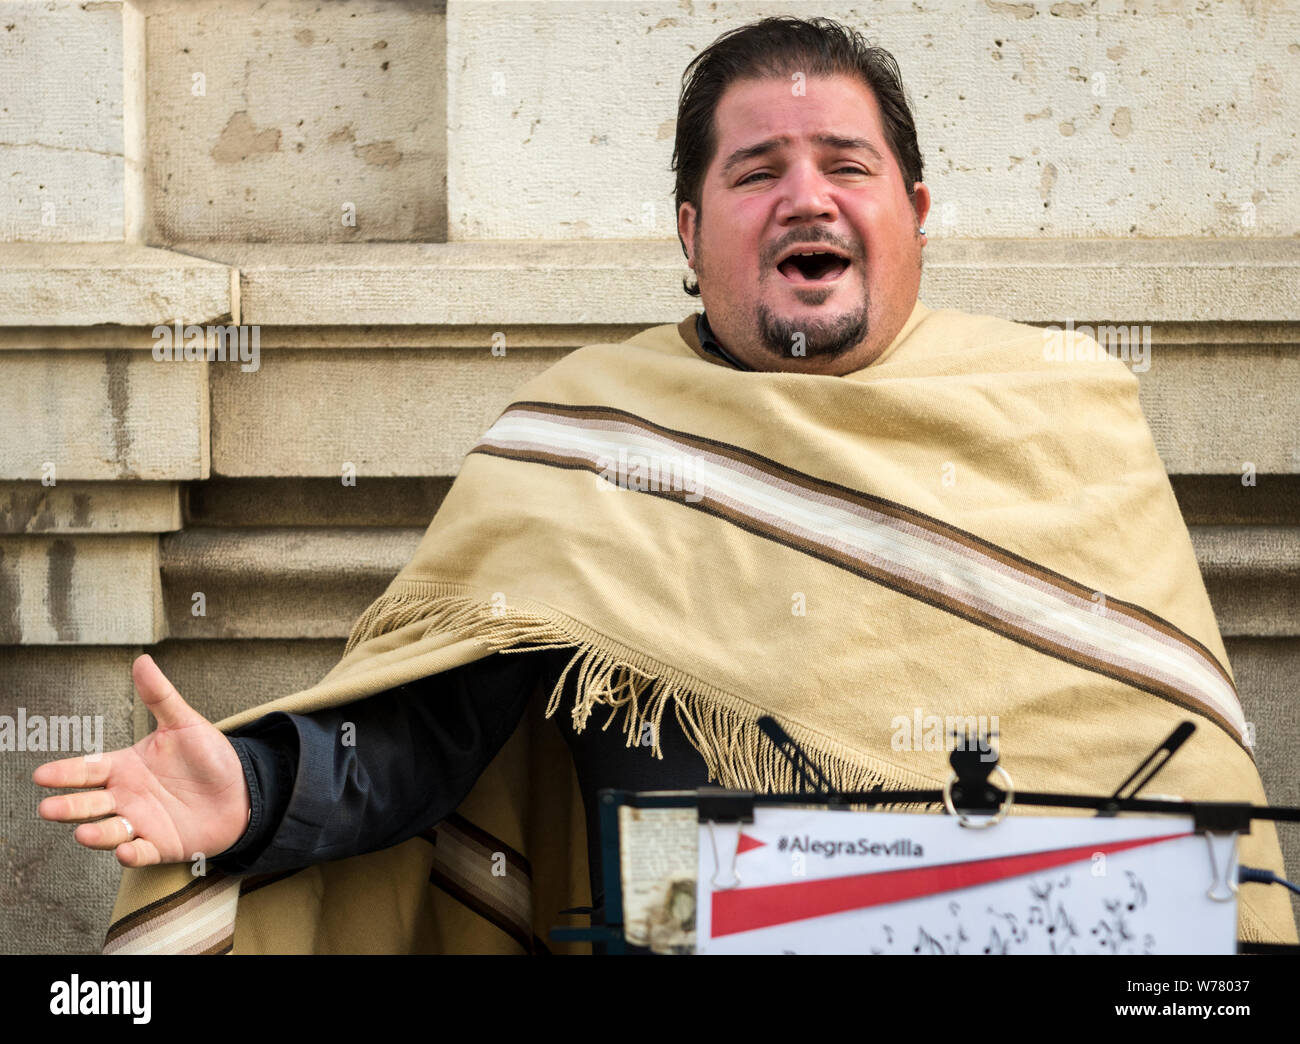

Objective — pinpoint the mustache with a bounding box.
[768,236,860,266]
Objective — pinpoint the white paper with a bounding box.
[695,808,1238,955]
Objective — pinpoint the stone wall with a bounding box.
[1,0,1298,953]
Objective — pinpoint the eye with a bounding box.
[738,166,868,185]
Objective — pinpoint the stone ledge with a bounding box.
[170,239,1300,326]
[208,345,566,478]
[928,239,1300,325]
[0,482,182,534]
[189,475,1300,529]
[0,244,235,327]
[160,526,424,581]
[148,523,1300,641]
[4,522,1293,644]
[198,339,1297,477]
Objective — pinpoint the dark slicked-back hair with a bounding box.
[672,16,925,296]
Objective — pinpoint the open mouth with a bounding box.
[777,251,851,284]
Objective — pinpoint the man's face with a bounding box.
[678,74,931,375]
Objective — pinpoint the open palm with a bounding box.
[33,654,250,868]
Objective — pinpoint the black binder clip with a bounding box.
[943,723,1013,828]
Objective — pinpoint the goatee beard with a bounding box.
[755,296,871,360]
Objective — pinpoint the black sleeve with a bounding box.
[207,651,545,877]
[208,728,297,871]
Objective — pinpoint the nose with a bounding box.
[773,158,840,227]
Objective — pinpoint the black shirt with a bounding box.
[696,311,752,371]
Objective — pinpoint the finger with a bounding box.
[32,752,113,790]
[132,653,194,730]
[38,788,117,823]
[74,815,135,852]
[116,837,161,868]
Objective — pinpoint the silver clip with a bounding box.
[706,820,743,890]
[942,764,1015,829]
[1205,831,1239,902]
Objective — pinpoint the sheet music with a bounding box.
[694,809,1237,955]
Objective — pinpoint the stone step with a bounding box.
[159,526,425,640]
[1193,526,1300,639]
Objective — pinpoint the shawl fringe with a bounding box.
[346,581,943,805]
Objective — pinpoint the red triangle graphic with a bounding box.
[736,833,767,854]
[712,831,1192,938]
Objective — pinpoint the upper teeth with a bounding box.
[789,250,839,258]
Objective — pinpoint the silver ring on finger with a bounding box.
[120,817,134,841]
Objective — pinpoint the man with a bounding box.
[33,16,1297,952]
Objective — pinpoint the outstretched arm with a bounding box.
[204,650,546,876]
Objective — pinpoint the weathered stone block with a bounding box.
[144,0,446,243]
[0,1,143,243]
[0,348,209,481]
[209,346,564,476]
[447,1,1300,239]
[0,535,163,644]
[1138,343,1300,475]
[0,482,182,535]
[0,644,139,954]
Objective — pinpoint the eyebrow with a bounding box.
[719,134,886,178]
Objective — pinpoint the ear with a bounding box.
[678,201,699,265]
[912,183,932,236]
